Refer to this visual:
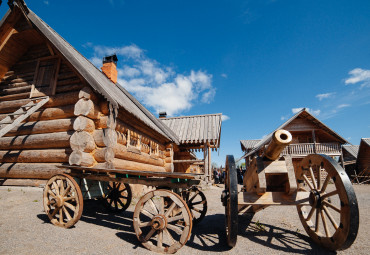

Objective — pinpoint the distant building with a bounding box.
[354,138,370,184]
[241,108,349,171]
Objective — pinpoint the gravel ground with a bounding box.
[0,184,368,255]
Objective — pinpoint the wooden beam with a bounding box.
[239,191,310,206]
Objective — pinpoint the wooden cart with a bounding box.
[221,129,359,251]
[42,166,208,254]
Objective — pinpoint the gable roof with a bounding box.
[241,108,349,159]
[1,3,179,144]
[160,113,222,147]
[240,140,261,152]
[342,145,359,159]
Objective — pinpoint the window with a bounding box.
[31,56,60,97]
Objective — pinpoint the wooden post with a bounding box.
[312,129,317,154]
[204,143,209,183]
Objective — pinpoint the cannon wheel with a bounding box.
[181,187,207,225]
[103,182,132,213]
[133,189,193,253]
[43,174,83,228]
[224,155,238,247]
[297,154,359,251]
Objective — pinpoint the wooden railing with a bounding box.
[280,143,341,156]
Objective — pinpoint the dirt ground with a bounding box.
[0,184,368,255]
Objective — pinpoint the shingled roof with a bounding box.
[1,3,179,144]
[160,113,222,147]
[240,140,261,152]
[342,145,360,159]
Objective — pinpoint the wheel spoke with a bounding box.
[63,185,71,196]
[303,174,314,190]
[157,230,163,248]
[118,199,126,208]
[167,214,185,223]
[50,208,58,218]
[159,197,164,215]
[188,190,199,203]
[59,208,63,224]
[64,202,76,212]
[317,166,322,190]
[148,199,159,215]
[315,209,320,233]
[322,205,339,230]
[63,206,72,221]
[167,223,183,235]
[141,209,155,219]
[139,221,152,227]
[191,207,202,213]
[116,183,121,189]
[59,180,65,197]
[320,209,330,237]
[191,200,205,206]
[64,196,76,202]
[306,206,315,221]
[321,190,338,200]
[309,167,317,190]
[52,181,59,195]
[321,175,331,193]
[165,202,176,218]
[114,199,118,209]
[323,201,341,213]
[48,189,57,198]
[164,228,175,245]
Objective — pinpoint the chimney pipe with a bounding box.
[159,112,167,118]
[101,54,118,84]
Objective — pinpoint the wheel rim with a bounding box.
[181,187,207,225]
[224,155,238,248]
[103,182,132,213]
[133,189,193,254]
[43,174,83,228]
[297,154,359,251]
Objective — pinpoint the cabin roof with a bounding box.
[240,140,261,152]
[160,113,222,147]
[342,145,360,159]
[1,4,179,144]
[241,108,349,159]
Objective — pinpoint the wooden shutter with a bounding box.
[30,56,60,97]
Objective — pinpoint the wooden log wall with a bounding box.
[0,44,84,179]
[0,44,174,180]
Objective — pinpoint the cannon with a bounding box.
[221,129,359,251]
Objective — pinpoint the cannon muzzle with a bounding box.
[263,129,292,161]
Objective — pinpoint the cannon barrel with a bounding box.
[263,129,292,161]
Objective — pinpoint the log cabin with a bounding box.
[0,1,222,186]
[341,144,359,181]
[240,108,349,174]
[353,138,370,184]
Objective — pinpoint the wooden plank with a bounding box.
[60,165,202,179]
[239,191,310,206]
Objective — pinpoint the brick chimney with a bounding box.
[159,112,167,118]
[101,54,118,83]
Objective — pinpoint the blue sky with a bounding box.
[1,0,369,166]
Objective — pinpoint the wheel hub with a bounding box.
[151,215,167,230]
[309,190,322,208]
[55,195,64,208]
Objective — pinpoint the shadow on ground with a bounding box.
[37,200,335,254]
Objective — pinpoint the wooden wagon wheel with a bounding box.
[297,154,359,251]
[103,182,132,213]
[133,189,193,254]
[223,155,238,247]
[43,174,83,228]
[181,186,207,225]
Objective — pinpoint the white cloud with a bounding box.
[221,73,228,78]
[337,104,350,109]
[316,92,335,101]
[221,115,230,121]
[88,44,215,116]
[345,68,370,88]
[43,0,49,5]
[292,107,320,116]
[280,116,286,121]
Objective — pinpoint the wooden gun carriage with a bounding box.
[221,129,359,251]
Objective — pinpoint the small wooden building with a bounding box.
[241,108,349,171]
[341,144,359,180]
[160,113,222,182]
[0,2,222,185]
[353,138,370,184]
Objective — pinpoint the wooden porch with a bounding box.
[280,142,342,157]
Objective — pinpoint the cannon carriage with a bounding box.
[222,129,359,251]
